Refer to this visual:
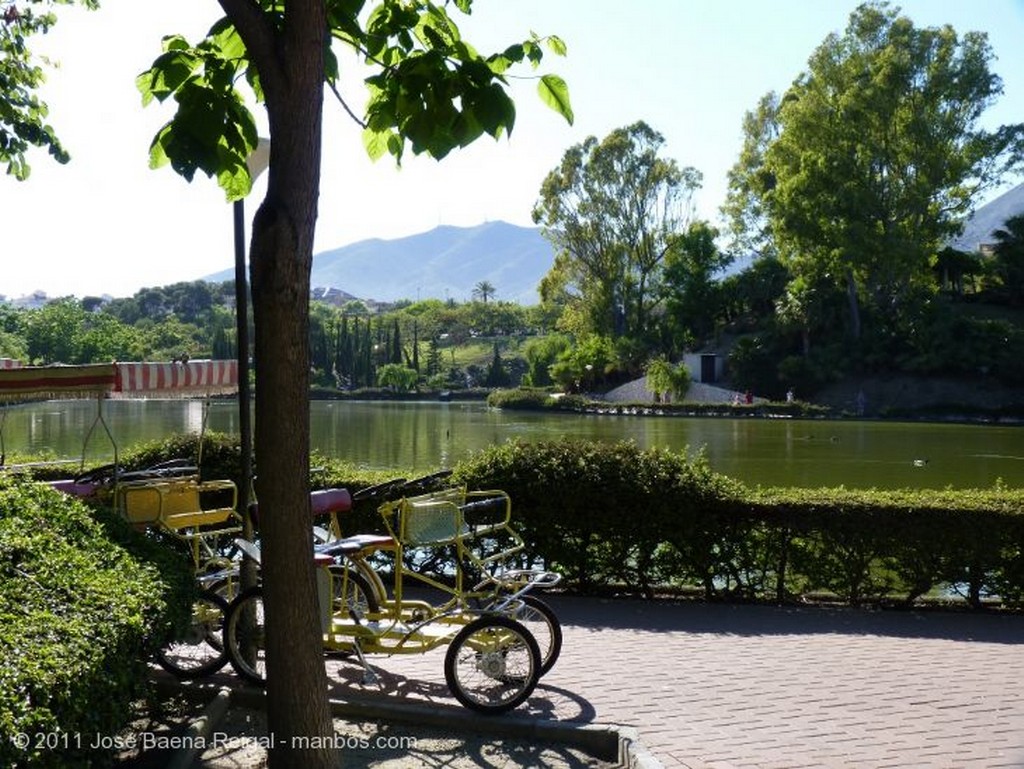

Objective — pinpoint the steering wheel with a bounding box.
[352,478,407,502]
[73,463,119,486]
[401,469,454,492]
[143,458,198,477]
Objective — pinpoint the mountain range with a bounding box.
[949,182,1024,253]
[205,221,555,305]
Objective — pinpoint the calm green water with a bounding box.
[1,399,1021,490]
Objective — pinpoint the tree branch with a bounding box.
[327,79,366,129]
[217,0,284,94]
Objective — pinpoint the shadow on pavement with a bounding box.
[545,593,1024,644]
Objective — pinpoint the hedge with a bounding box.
[0,476,192,769]
[450,439,737,595]
[486,387,833,418]
[452,440,1024,606]
[38,434,1024,609]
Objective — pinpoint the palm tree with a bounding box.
[991,215,1024,306]
[473,280,496,303]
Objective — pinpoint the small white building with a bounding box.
[682,353,724,384]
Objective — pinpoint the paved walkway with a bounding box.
[318,596,1024,768]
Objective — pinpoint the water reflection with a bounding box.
[1,399,1020,490]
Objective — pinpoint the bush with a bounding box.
[0,476,192,768]
[451,440,1024,605]
[486,388,554,410]
[117,430,243,486]
[749,486,1024,606]
[488,388,833,418]
[452,440,742,595]
[645,358,691,402]
[59,434,1024,610]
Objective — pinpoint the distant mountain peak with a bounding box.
[320,220,555,305]
[950,183,1024,252]
[206,221,554,304]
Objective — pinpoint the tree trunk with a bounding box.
[239,1,336,766]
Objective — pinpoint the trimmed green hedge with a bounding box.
[452,440,743,596]
[0,476,192,769]
[745,486,1024,606]
[52,434,1024,609]
[487,387,833,418]
[452,440,1024,606]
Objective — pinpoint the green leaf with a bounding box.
[217,160,251,202]
[523,40,542,67]
[421,3,461,46]
[546,35,568,57]
[136,51,199,105]
[485,44,520,74]
[211,21,246,61]
[469,82,515,139]
[148,128,171,170]
[161,34,191,52]
[537,74,573,125]
[362,127,392,161]
[325,45,340,85]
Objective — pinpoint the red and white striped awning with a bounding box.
[113,360,238,396]
[0,363,116,400]
[0,360,238,401]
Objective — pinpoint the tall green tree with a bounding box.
[660,220,731,352]
[484,341,510,386]
[389,317,402,364]
[22,297,83,363]
[534,121,702,343]
[521,333,569,387]
[725,2,1024,343]
[77,311,146,361]
[137,4,571,767]
[425,335,442,377]
[721,91,781,260]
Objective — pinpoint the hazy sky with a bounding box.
[4,0,1024,299]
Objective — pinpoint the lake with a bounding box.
[1,399,1020,490]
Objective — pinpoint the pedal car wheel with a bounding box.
[444,615,540,714]
[327,564,379,616]
[224,587,268,686]
[156,589,229,679]
[487,594,561,677]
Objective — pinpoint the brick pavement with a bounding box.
[320,596,1024,769]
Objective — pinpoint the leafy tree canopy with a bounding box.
[0,0,97,179]
[137,0,573,201]
[534,120,702,346]
[725,1,1024,340]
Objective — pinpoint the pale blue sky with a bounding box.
[4,0,1023,299]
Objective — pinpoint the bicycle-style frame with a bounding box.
[0,360,246,680]
[325,486,559,642]
[226,483,560,713]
